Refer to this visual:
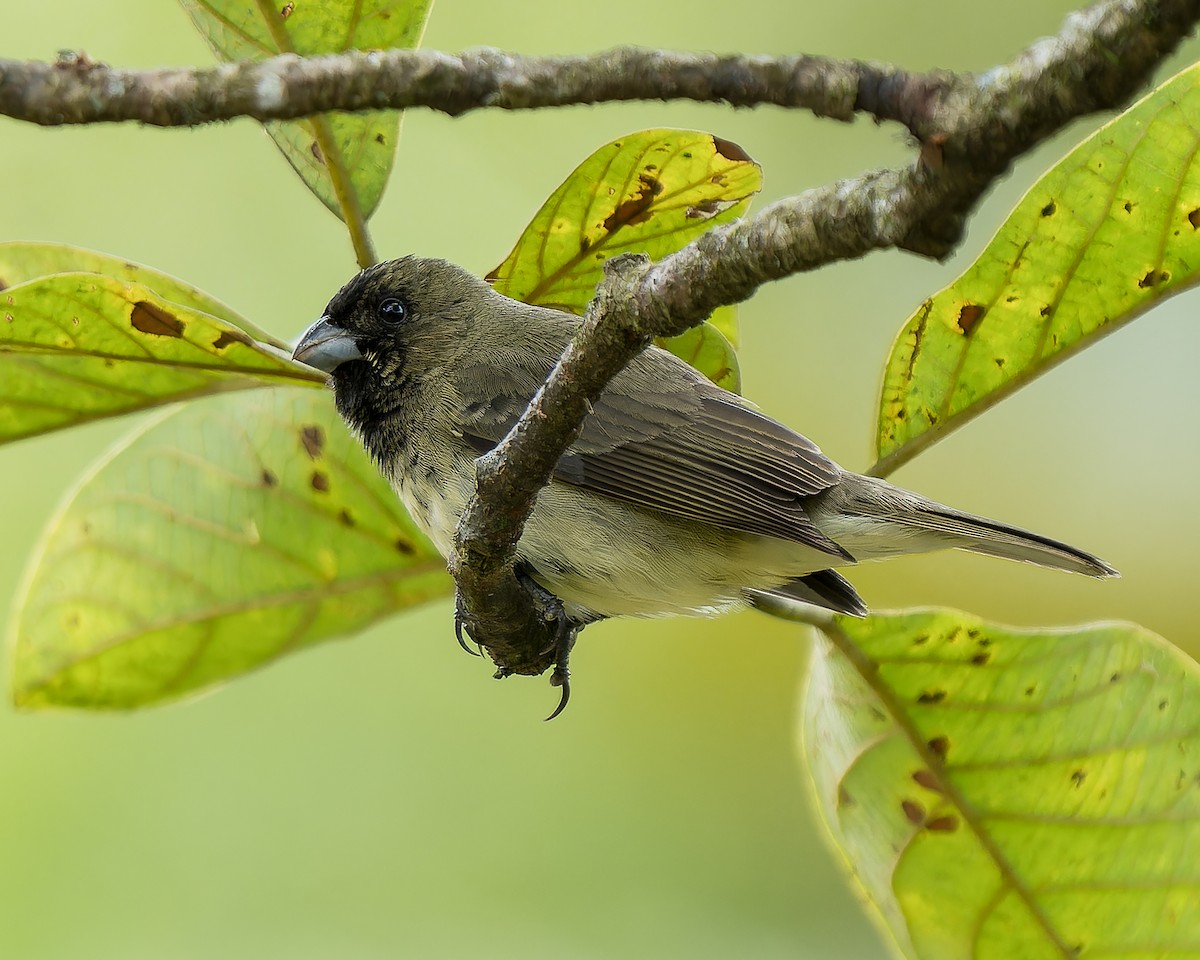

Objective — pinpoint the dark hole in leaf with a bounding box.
[711,135,751,163]
[1123,201,1133,213]
[1189,208,1200,229]
[261,469,278,488]
[1071,769,1087,787]
[917,689,947,704]
[311,471,330,493]
[1041,200,1056,217]
[131,301,184,337]
[1025,684,1037,696]
[927,736,950,760]
[213,329,252,350]
[1139,270,1158,288]
[300,424,325,459]
[956,303,985,334]
[971,651,991,666]
[339,509,355,527]
[901,799,925,825]
[912,769,941,792]
[995,357,1006,368]
[601,175,664,234]
[375,133,385,145]
[1040,305,1053,318]
[926,816,959,833]
[686,199,724,220]
[395,537,415,555]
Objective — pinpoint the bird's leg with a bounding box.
[514,565,582,721]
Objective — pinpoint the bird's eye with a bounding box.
[378,297,408,322]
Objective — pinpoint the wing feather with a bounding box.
[456,331,849,559]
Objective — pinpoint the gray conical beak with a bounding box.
[292,317,363,373]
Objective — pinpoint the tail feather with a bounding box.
[822,474,1118,578]
[915,505,1118,578]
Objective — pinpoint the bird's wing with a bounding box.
[455,341,850,559]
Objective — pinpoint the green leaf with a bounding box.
[0,273,323,444]
[657,323,740,393]
[488,129,761,388]
[802,609,1200,959]
[875,62,1200,475]
[0,240,281,344]
[178,0,432,219]
[11,387,450,710]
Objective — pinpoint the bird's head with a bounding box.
[292,256,496,426]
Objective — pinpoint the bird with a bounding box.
[292,256,1116,714]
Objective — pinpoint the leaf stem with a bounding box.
[251,0,378,269]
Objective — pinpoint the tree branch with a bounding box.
[0,47,948,134]
[448,0,1200,682]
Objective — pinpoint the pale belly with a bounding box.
[392,450,839,622]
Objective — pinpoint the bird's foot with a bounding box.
[515,566,580,721]
[453,589,483,657]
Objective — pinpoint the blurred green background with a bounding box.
[3,2,1199,958]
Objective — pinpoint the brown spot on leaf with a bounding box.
[927,736,950,760]
[901,799,925,825]
[956,303,985,334]
[837,784,855,808]
[1110,672,1122,684]
[375,132,386,145]
[912,633,929,646]
[1160,699,1170,711]
[300,424,325,459]
[711,136,751,162]
[1025,684,1037,697]
[0,277,7,292]
[1040,305,1053,318]
[212,329,252,350]
[1189,208,1200,229]
[912,769,941,792]
[1071,769,1087,787]
[261,469,278,488]
[339,508,355,527]
[311,471,329,492]
[1041,200,1056,217]
[971,651,991,666]
[1123,201,1133,213]
[311,141,325,164]
[601,175,663,234]
[131,301,184,337]
[927,815,959,833]
[917,689,946,704]
[1139,270,1162,288]
[395,537,415,555]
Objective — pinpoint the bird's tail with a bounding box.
[824,475,1118,579]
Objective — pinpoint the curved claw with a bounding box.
[451,595,480,657]
[455,617,482,657]
[544,672,571,722]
